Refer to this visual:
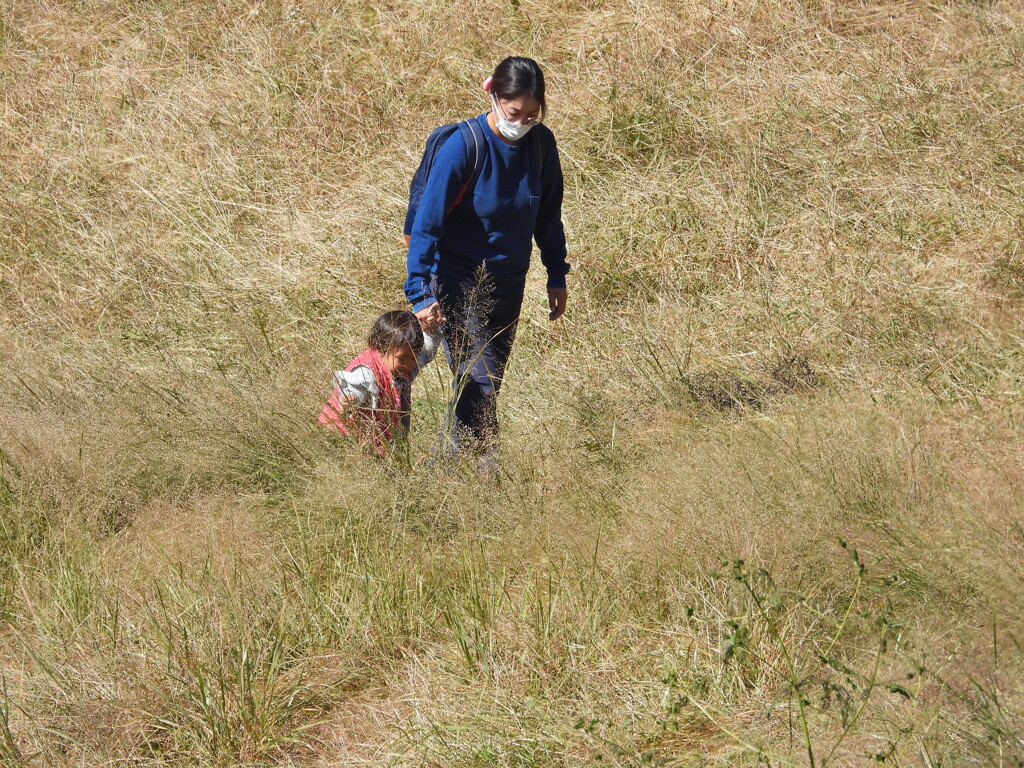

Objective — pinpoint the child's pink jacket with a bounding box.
[318,348,402,455]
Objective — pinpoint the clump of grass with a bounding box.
[989,244,1024,300]
[0,676,25,767]
[140,635,330,762]
[682,354,821,411]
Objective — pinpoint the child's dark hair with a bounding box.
[488,56,546,118]
[368,310,424,355]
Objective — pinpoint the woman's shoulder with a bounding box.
[531,122,557,145]
[526,124,558,160]
[431,119,478,167]
[534,121,555,138]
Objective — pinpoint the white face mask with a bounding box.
[492,96,537,141]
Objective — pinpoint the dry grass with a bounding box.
[2,0,1024,765]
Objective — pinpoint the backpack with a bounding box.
[403,119,487,247]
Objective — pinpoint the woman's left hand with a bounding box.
[548,287,567,321]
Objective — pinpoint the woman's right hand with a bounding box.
[415,301,445,333]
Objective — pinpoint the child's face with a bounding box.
[381,344,418,378]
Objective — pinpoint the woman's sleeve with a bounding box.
[404,132,471,312]
[534,130,570,289]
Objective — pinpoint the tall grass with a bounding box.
[2,0,1024,764]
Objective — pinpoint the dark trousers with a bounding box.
[434,277,524,449]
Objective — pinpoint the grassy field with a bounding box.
[2,0,1024,765]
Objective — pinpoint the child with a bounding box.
[318,310,440,454]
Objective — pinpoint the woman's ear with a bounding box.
[482,76,493,92]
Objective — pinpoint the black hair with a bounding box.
[488,56,546,118]
[368,310,424,355]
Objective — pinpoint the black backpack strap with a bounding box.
[458,118,486,191]
[531,125,547,187]
[444,120,486,216]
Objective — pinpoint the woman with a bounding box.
[404,56,569,455]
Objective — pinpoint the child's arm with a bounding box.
[416,331,442,370]
[406,331,442,387]
[333,366,380,409]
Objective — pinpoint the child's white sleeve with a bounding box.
[332,366,379,408]
[417,331,442,369]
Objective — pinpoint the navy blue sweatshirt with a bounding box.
[404,112,569,312]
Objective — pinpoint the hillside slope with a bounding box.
[1,1,1023,765]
